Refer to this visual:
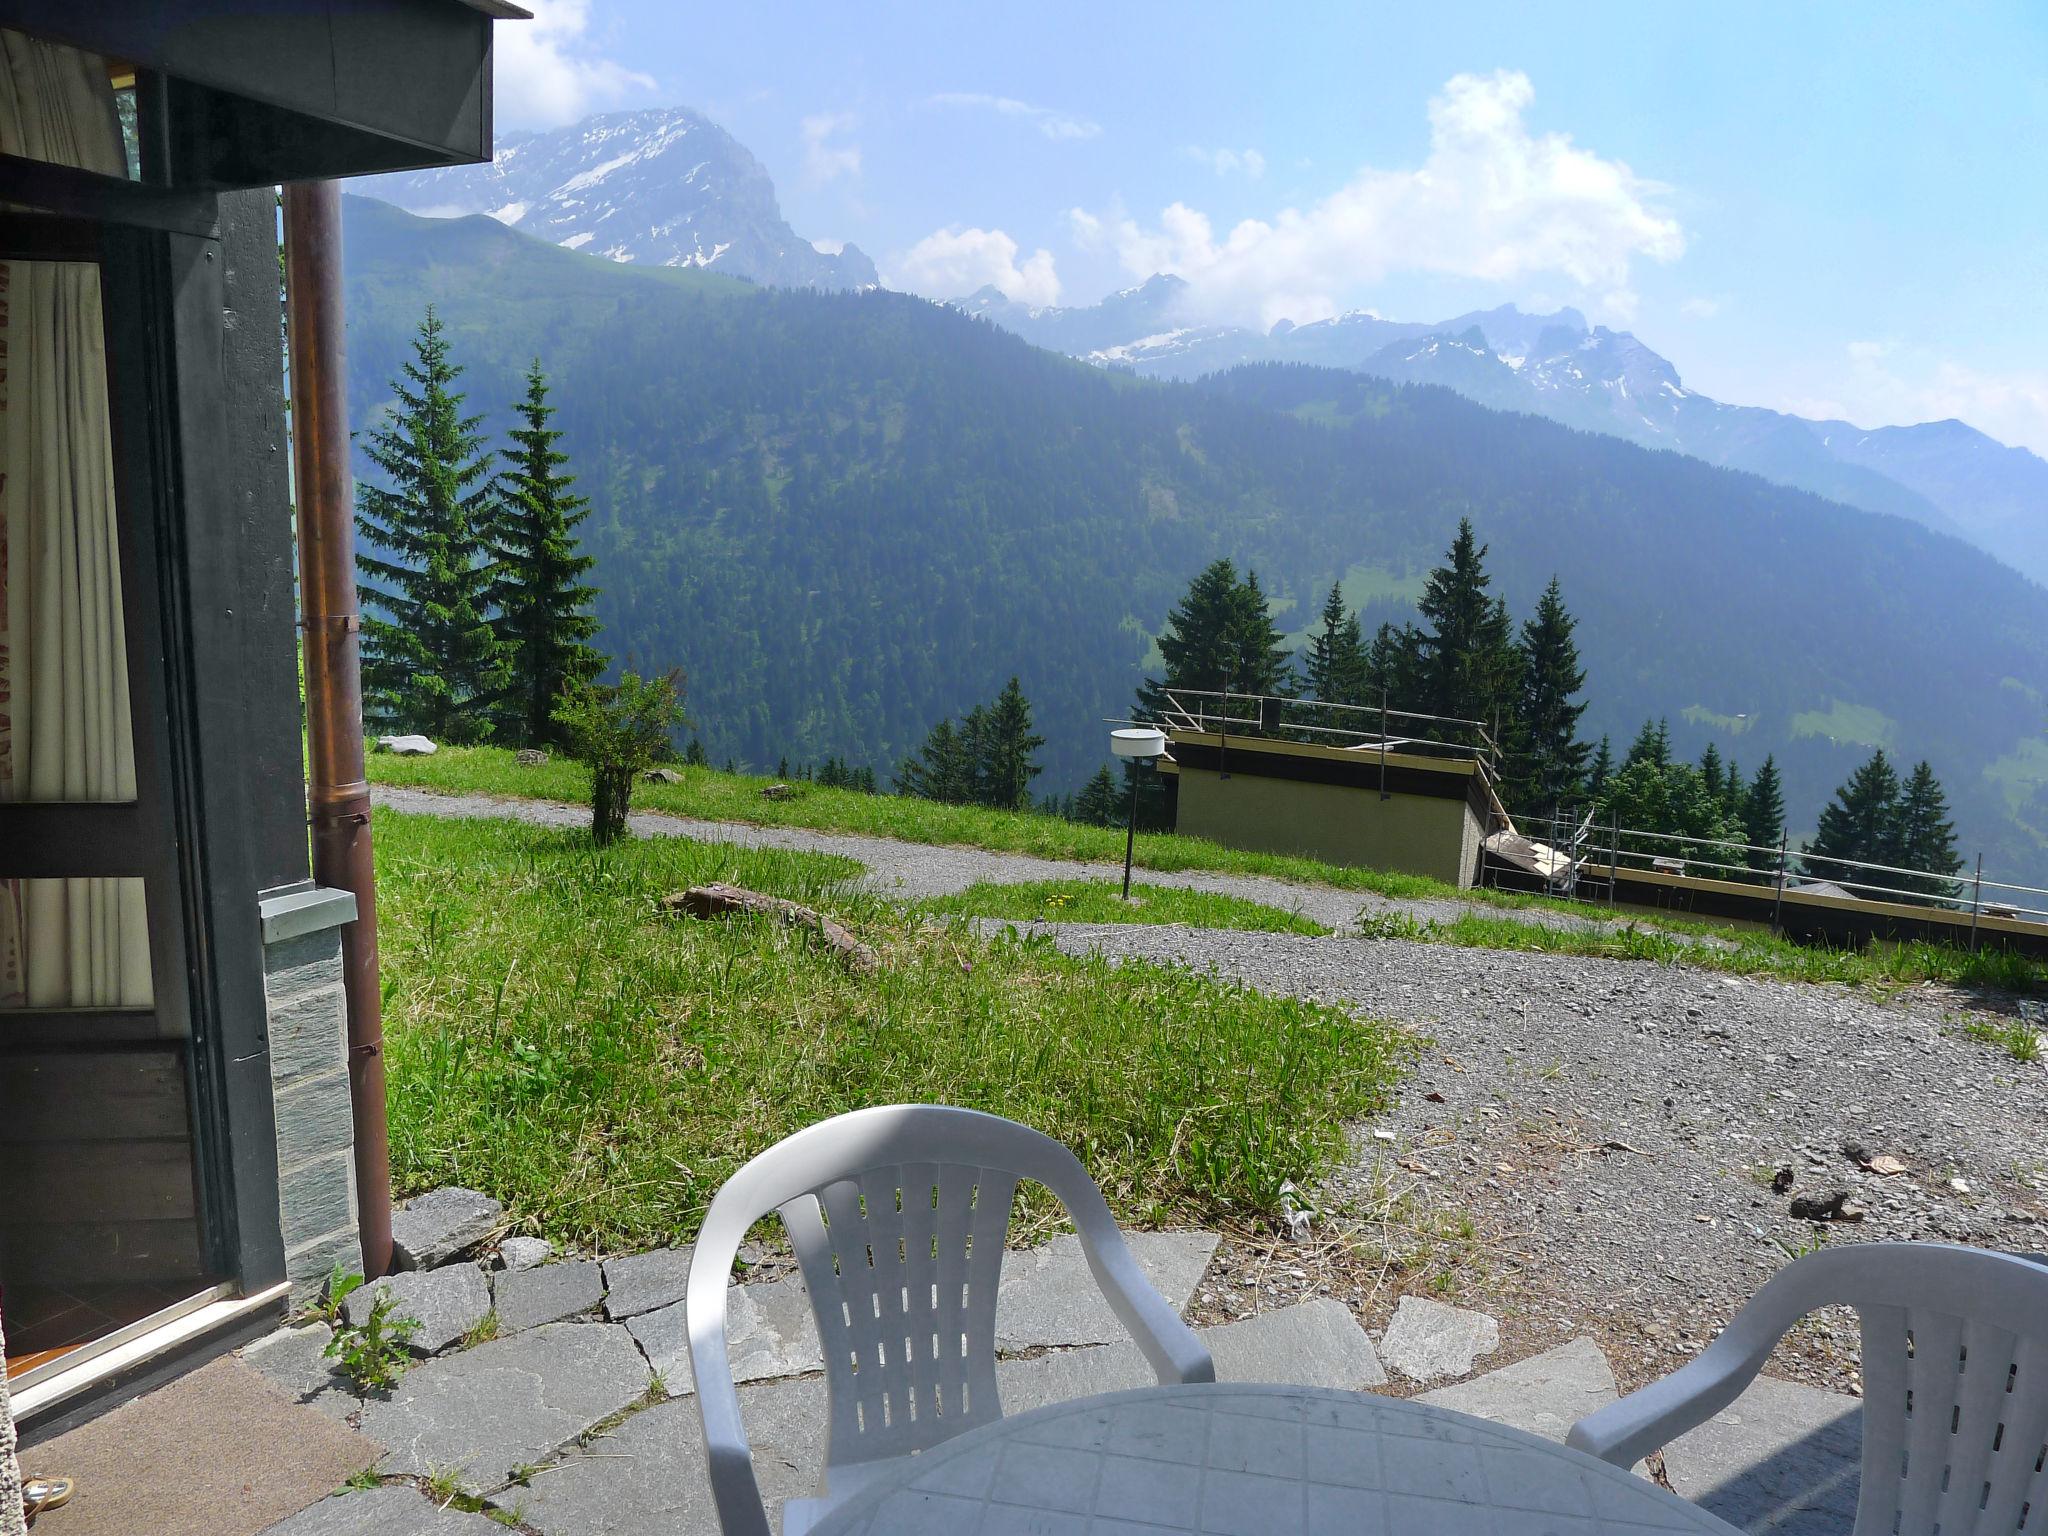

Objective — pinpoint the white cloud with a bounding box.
[801,112,861,184]
[1680,296,1722,319]
[493,0,654,130]
[891,226,1061,307]
[928,93,1100,141]
[1072,70,1684,330]
[1828,342,2048,453]
[1186,146,1267,179]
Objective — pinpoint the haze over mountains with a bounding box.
[960,280,2048,586]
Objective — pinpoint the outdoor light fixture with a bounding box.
[1110,727,1169,900]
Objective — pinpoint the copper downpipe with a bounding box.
[282,181,393,1280]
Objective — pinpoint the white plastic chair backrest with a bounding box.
[686,1105,1184,1536]
[1585,1245,2048,1536]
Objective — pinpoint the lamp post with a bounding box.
[1111,727,1168,900]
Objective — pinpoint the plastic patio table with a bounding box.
[805,1382,1744,1535]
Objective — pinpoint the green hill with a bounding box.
[339,195,2048,883]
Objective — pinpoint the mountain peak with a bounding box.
[359,104,877,291]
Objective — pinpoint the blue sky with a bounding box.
[500,2,2048,450]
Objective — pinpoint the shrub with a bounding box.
[552,669,688,845]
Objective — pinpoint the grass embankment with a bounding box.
[927,879,1332,935]
[368,745,1459,897]
[1362,910,2046,993]
[376,811,1409,1250]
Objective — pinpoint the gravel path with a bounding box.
[373,784,1682,938]
[995,920,2048,1391]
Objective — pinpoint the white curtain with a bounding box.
[0,30,150,1010]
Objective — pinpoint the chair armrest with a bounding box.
[1566,1332,1774,1467]
[1075,1226,1216,1385]
[689,1268,774,1536]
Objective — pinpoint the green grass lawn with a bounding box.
[927,878,1332,935]
[1363,909,2045,992]
[376,811,1409,1250]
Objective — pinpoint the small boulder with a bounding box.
[496,1236,555,1272]
[374,734,437,756]
[343,1264,490,1355]
[1790,1189,1866,1222]
[515,748,549,767]
[390,1186,503,1271]
[644,767,684,784]
[760,783,793,800]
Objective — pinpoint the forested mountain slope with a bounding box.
[340,196,2048,881]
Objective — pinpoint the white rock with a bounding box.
[376,734,438,756]
[1379,1295,1501,1383]
[496,1236,556,1272]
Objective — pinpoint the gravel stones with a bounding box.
[344,1265,491,1356]
[1379,1296,1502,1382]
[390,1187,502,1271]
[601,1247,692,1320]
[492,1260,604,1334]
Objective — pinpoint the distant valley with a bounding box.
[340,194,2048,884]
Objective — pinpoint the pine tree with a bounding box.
[1414,519,1520,754]
[897,719,971,802]
[1587,736,1614,804]
[1743,756,1787,873]
[982,677,1045,810]
[1301,581,1367,707]
[490,359,605,747]
[1074,765,1122,827]
[1135,558,1243,722]
[1721,757,1747,823]
[355,308,509,742]
[1361,622,1424,710]
[1623,718,1672,772]
[1805,749,1902,890]
[684,737,709,767]
[1226,570,1295,699]
[1895,760,1963,900]
[1516,576,1590,811]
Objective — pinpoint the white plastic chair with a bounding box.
[1567,1244,2048,1536]
[686,1104,1216,1536]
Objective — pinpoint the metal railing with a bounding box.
[1496,807,2048,930]
[1157,688,1500,769]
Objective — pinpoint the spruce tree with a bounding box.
[1301,581,1367,708]
[1895,760,1963,899]
[1623,718,1672,772]
[1074,765,1122,826]
[1516,576,1589,811]
[1226,570,1295,700]
[1743,756,1787,873]
[1414,519,1519,753]
[983,677,1045,810]
[1587,736,1614,805]
[1361,622,1424,710]
[491,359,605,747]
[897,719,971,802]
[1135,558,1243,722]
[1805,749,1902,890]
[684,737,709,767]
[355,308,508,741]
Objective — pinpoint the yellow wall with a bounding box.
[1173,766,1482,888]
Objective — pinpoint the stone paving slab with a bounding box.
[499,1380,827,1536]
[1417,1335,1617,1441]
[492,1259,604,1334]
[391,1187,503,1271]
[241,1323,347,1403]
[1660,1375,1862,1535]
[263,1485,503,1536]
[996,1297,1386,1415]
[358,1321,653,1495]
[602,1246,693,1320]
[627,1272,824,1392]
[1377,1293,1502,1382]
[344,1265,491,1356]
[993,1231,1220,1352]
